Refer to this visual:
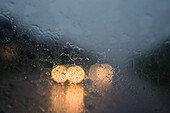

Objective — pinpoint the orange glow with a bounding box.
[50,85,66,112]
[50,85,84,113]
[0,44,16,60]
[65,85,84,113]
[51,65,67,83]
[66,66,85,83]
[89,63,114,89]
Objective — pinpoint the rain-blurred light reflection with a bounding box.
[50,85,84,113]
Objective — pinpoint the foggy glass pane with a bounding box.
[0,0,170,113]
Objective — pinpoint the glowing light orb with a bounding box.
[51,65,67,83]
[89,63,114,90]
[66,66,85,83]
[89,64,113,81]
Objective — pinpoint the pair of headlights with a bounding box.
[51,65,85,84]
[51,63,114,84]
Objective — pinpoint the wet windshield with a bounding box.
[0,0,170,113]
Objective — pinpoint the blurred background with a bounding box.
[0,0,170,113]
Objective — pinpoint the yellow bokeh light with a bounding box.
[51,65,67,83]
[89,63,113,81]
[66,66,85,83]
[89,63,114,89]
